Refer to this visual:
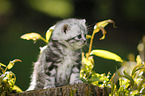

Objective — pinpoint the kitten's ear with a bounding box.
[62,24,69,34]
[82,19,86,23]
[80,19,86,26]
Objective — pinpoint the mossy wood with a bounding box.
[10,83,109,96]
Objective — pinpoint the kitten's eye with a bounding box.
[62,24,69,34]
[85,34,87,39]
[77,34,81,39]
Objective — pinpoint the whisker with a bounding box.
[87,25,94,31]
[82,43,97,53]
[87,23,96,29]
[86,23,96,35]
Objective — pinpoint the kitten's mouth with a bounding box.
[70,41,87,49]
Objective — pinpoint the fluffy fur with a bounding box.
[27,18,87,91]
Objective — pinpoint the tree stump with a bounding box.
[11,83,109,96]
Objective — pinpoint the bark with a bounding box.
[11,83,109,96]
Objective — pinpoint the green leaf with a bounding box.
[90,49,123,62]
[21,33,42,41]
[82,57,93,67]
[123,71,134,88]
[7,62,14,70]
[116,67,122,77]
[130,90,138,95]
[99,27,106,40]
[93,19,116,40]
[86,35,92,39]
[89,75,102,82]
[89,73,108,82]
[5,71,16,83]
[0,63,6,67]
[96,19,116,28]
[12,85,22,93]
[131,64,142,76]
[7,59,21,69]
[46,25,55,43]
[21,32,48,43]
[137,79,143,92]
[119,78,130,89]
[0,74,5,84]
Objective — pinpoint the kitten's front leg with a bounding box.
[69,73,83,84]
[44,67,57,88]
[44,76,56,89]
[69,66,83,85]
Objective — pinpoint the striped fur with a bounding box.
[27,19,87,90]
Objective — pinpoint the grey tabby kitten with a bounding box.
[27,18,87,91]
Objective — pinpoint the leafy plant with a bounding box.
[0,59,22,96]
[21,19,145,95]
[80,19,123,89]
[21,19,122,87]
[109,36,145,96]
[21,25,55,44]
[110,55,145,96]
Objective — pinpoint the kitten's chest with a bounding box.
[62,49,78,67]
[56,49,79,84]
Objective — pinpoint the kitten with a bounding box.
[27,18,87,91]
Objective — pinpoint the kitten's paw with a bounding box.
[70,79,83,85]
[44,85,55,89]
[75,80,83,84]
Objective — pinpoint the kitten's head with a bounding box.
[51,18,87,50]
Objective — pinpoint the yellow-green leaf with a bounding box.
[46,25,55,43]
[88,56,94,65]
[0,63,6,67]
[96,19,116,28]
[7,59,21,69]
[11,59,22,64]
[7,62,14,69]
[90,49,123,62]
[131,64,142,76]
[137,79,143,91]
[12,85,23,93]
[86,35,92,39]
[130,90,138,95]
[119,78,130,89]
[21,33,42,41]
[116,67,122,77]
[93,25,99,33]
[99,27,106,40]
[123,71,134,87]
[89,73,108,82]
[93,19,116,40]
[82,57,93,66]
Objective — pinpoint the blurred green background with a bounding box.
[0,0,145,90]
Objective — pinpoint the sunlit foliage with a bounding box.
[21,19,145,95]
[0,59,22,95]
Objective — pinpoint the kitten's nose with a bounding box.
[81,34,87,44]
[83,40,87,44]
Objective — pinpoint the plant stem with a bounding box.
[3,66,8,74]
[40,37,48,43]
[87,31,95,58]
